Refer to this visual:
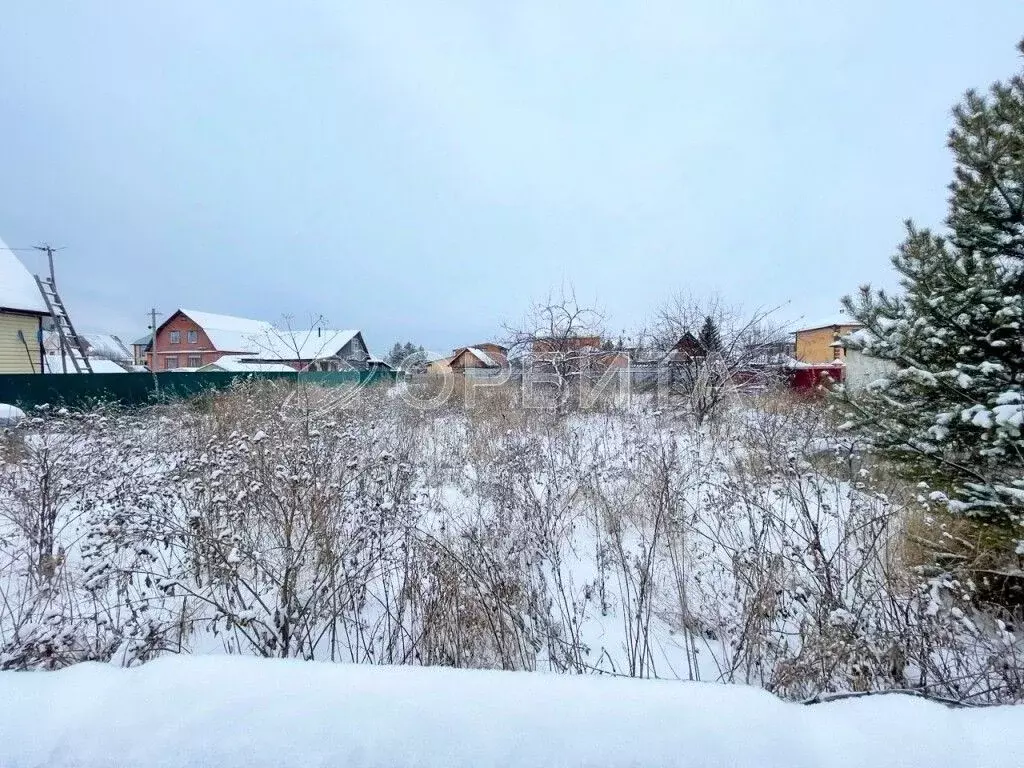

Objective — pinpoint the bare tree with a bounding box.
[504,287,606,415]
[653,291,789,426]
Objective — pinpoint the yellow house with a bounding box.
[794,318,862,364]
[0,243,49,374]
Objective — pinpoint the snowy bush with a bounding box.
[0,381,1020,703]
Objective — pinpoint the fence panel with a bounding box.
[0,369,395,410]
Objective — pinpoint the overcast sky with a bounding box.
[2,2,1022,354]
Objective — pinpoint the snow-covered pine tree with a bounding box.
[841,41,1024,537]
[384,342,404,367]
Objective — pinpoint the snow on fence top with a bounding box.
[0,237,47,315]
[0,656,1020,768]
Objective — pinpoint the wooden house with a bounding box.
[794,318,862,364]
[0,242,48,374]
[662,332,705,365]
[131,335,152,367]
[449,342,509,374]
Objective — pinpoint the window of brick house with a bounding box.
[169,330,181,344]
[165,355,179,369]
[187,353,202,367]
[187,330,198,344]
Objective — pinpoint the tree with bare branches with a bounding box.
[504,287,606,415]
[653,291,789,426]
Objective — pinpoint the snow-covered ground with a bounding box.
[0,403,26,425]
[0,386,1020,707]
[0,654,1021,768]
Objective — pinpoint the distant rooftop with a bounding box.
[794,315,862,332]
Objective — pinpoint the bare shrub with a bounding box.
[0,382,1019,705]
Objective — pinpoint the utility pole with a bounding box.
[33,243,59,285]
[33,243,65,372]
[148,308,162,392]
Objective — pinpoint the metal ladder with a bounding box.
[34,275,93,373]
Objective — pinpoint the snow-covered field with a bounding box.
[2,654,1022,768]
[0,381,1020,710]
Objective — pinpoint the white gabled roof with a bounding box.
[0,237,47,315]
[176,309,275,352]
[44,332,131,360]
[80,333,131,360]
[200,355,296,373]
[173,310,363,360]
[246,329,361,361]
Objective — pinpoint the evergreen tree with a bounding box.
[841,41,1024,534]
[385,342,425,367]
[384,342,404,367]
[697,316,722,354]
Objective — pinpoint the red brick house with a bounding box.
[148,309,373,372]
[531,335,601,358]
[528,336,628,376]
[148,309,274,371]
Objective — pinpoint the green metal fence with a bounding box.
[0,369,396,410]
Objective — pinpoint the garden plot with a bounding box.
[0,383,1019,704]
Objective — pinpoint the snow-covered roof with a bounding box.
[246,329,361,361]
[43,356,126,374]
[44,332,131,360]
[465,347,499,367]
[785,359,845,370]
[0,238,47,315]
[84,333,131,360]
[795,316,862,333]
[176,309,275,352]
[200,355,296,373]
[0,403,26,425]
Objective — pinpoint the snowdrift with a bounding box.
[0,657,1021,768]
